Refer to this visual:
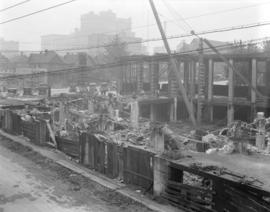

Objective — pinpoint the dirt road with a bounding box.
[0,136,153,212]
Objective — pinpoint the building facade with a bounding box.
[41,10,146,56]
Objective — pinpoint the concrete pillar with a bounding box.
[150,104,157,122]
[130,100,139,128]
[149,127,165,153]
[137,62,143,93]
[59,102,65,127]
[197,39,206,124]
[168,61,178,97]
[150,60,159,96]
[251,58,257,119]
[119,65,125,94]
[170,97,177,121]
[228,59,234,124]
[183,61,189,89]
[153,127,165,153]
[189,60,196,107]
[208,59,214,122]
[153,156,169,196]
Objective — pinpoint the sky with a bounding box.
[1,0,270,53]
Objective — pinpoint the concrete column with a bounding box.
[149,126,165,153]
[130,100,139,128]
[197,56,205,124]
[208,59,214,122]
[228,59,234,124]
[168,61,178,97]
[170,97,177,121]
[150,104,157,122]
[189,61,196,100]
[59,102,65,127]
[150,60,159,96]
[119,65,125,94]
[154,128,165,153]
[137,62,144,93]
[184,61,189,89]
[251,58,257,119]
[153,156,169,196]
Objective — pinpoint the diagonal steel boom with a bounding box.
[149,0,197,127]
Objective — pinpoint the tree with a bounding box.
[96,35,129,82]
[230,40,259,54]
[103,35,129,63]
[262,40,270,53]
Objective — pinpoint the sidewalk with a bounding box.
[0,130,180,212]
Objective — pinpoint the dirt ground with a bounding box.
[0,135,154,212]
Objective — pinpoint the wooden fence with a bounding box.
[22,120,47,145]
[0,109,156,194]
[0,109,48,145]
[56,136,80,159]
[80,133,120,179]
[123,146,154,191]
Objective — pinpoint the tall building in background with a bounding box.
[41,10,147,56]
[0,38,19,58]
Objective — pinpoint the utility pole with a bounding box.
[149,0,197,127]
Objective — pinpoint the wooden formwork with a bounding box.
[56,136,80,159]
[80,133,120,179]
[123,146,154,192]
[22,119,48,146]
[162,161,270,212]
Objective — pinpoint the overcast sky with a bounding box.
[1,0,270,53]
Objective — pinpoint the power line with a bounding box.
[2,20,270,53]
[161,0,193,32]
[0,0,78,25]
[1,36,269,81]
[42,1,270,44]
[8,1,269,44]
[184,2,270,20]
[0,0,31,13]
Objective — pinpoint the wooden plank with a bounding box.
[123,146,154,190]
[167,180,214,195]
[225,186,270,212]
[165,187,213,206]
[162,192,215,212]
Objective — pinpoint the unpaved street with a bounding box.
[0,136,153,212]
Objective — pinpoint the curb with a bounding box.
[0,130,180,212]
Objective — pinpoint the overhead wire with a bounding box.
[0,0,78,24]
[161,0,193,32]
[1,36,269,81]
[2,20,270,53]
[0,0,31,13]
[4,1,269,44]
